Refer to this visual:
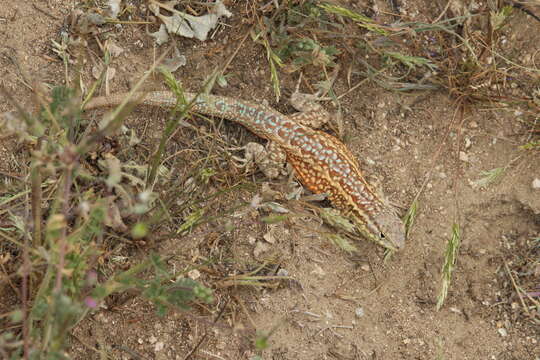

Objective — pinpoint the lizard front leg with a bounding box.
[288,92,330,129]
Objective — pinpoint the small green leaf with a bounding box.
[10,309,23,323]
[131,222,148,239]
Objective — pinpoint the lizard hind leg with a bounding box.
[235,141,287,179]
[260,141,287,179]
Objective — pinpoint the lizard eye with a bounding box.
[379,232,386,239]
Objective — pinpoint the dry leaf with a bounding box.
[150,24,170,45]
[150,0,232,41]
[161,46,187,72]
[107,0,122,19]
[104,196,128,232]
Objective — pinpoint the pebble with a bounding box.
[188,269,200,280]
[532,178,540,189]
[276,268,289,276]
[498,328,508,337]
[154,341,165,352]
[459,151,469,162]
[469,121,479,128]
[355,307,365,318]
[360,264,370,272]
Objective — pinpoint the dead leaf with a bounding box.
[104,196,128,232]
[105,40,124,57]
[149,24,170,45]
[103,153,122,188]
[161,46,187,72]
[150,0,232,41]
[92,65,116,80]
[107,0,122,19]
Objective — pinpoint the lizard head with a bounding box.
[372,207,406,251]
[352,206,406,251]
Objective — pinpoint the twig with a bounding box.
[32,4,60,20]
[503,259,530,317]
[200,350,227,360]
[183,298,231,360]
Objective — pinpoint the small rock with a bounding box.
[149,336,157,344]
[532,178,540,189]
[188,269,200,280]
[459,151,469,162]
[360,264,370,272]
[449,307,462,314]
[276,268,289,277]
[355,307,365,318]
[464,137,472,149]
[154,341,165,352]
[469,121,479,128]
[498,328,508,337]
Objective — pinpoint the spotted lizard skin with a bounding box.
[85,91,405,250]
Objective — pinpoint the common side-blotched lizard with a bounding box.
[85,90,405,250]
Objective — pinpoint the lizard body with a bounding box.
[85,91,405,250]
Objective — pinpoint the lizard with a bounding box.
[84,89,406,251]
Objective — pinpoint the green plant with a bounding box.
[437,224,461,310]
[0,77,215,358]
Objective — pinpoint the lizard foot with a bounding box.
[232,142,287,179]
